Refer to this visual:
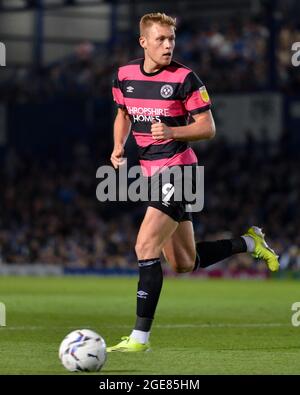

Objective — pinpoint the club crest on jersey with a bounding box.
[160,84,173,98]
[199,86,210,102]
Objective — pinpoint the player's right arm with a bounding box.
[111,70,131,169]
[110,108,131,169]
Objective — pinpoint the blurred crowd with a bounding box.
[0,132,299,274]
[0,145,138,269]
[174,18,270,92]
[191,132,300,275]
[1,17,300,103]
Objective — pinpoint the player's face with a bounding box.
[140,23,175,68]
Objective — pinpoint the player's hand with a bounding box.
[110,145,125,169]
[151,121,173,140]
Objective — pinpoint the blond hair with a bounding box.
[139,12,176,35]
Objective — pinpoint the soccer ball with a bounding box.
[59,329,107,372]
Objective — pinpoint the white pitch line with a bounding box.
[154,323,290,328]
[0,323,291,330]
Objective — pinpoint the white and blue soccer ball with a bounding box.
[59,329,107,372]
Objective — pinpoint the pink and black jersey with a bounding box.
[112,58,211,176]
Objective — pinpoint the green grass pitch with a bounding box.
[0,276,300,375]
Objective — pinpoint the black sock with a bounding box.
[135,258,163,332]
[194,237,247,270]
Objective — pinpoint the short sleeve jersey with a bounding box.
[112,58,211,176]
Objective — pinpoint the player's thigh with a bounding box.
[135,206,178,255]
[163,220,196,272]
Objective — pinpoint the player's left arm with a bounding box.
[151,110,215,141]
[151,71,215,142]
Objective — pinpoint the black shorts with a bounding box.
[147,164,198,223]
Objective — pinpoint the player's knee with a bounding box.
[164,249,195,273]
[173,261,194,273]
[172,250,196,273]
[135,240,148,256]
[135,239,160,258]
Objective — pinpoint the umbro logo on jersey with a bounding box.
[160,84,173,98]
[126,86,134,93]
